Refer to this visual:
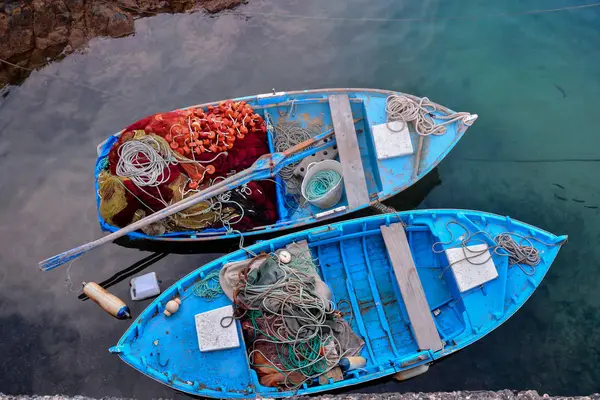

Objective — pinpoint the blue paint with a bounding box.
[113,209,565,398]
[94,89,474,242]
[116,306,131,320]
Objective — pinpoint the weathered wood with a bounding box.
[328,94,370,210]
[412,135,425,179]
[318,366,344,384]
[381,223,443,352]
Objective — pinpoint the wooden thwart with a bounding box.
[328,94,370,210]
[381,223,443,352]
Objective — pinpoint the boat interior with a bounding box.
[113,211,563,398]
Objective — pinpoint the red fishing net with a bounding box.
[100,100,277,232]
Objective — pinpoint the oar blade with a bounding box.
[39,249,86,272]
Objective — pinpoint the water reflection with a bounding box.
[1,0,600,397]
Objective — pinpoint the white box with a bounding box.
[372,121,414,160]
[445,244,498,293]
[194,305,240,352]
[130,272,161,301]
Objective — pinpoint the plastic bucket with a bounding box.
[301,160,344,209]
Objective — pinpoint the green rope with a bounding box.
[305,170,341,200]
[193,270,223,301]
[248,309,328,377]
[278,337,327,377]
[98,157,109,170]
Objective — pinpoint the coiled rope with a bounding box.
[386,95,475,136]
[233,254,349,388]
[433,221,563,277]
[304,170,341,201]
[268,113,322,193]
[116,135,176,187]
[193,270,224,301]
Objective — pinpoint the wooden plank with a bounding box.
[318,367,344,385]
[328,94,370,210]
[381,223,443,352]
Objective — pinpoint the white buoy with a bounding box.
[278,250,292,264]
[83,282,131,320]
[164,298,182,316]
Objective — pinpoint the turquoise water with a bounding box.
[1,0,599,396]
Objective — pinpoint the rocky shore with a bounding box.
[0,0,244,86]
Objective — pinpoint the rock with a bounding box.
[31,0,71,38]
[106,10,134,37]
[5,4,35,57]
[202,0,244,13]
[47,25,70,46]
[64,0,86,13]
[67,27,86,50]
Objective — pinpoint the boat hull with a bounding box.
[95,88,474,243]
[111,209,565,398]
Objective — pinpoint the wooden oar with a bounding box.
[38,121,360,272]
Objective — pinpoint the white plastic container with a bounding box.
[130,272,161,301]
[301,160,344,209]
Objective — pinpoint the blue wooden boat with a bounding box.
[111,209,565,397]
[95,89,477,244]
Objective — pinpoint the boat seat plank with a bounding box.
[381,223,443,352]
[328,94,370,210]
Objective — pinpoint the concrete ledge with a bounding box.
[1,391,599,400]
[299,391,600,400]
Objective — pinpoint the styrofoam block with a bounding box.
[130,272,161,301]
[372,121,414,160]
[194,305,240,352]
[445,244,498,293]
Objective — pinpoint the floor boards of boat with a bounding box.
[381,223,444,352]
[314,232,418,368]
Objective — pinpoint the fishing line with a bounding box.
[228,2,600,23]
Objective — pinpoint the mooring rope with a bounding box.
[386,95,474,136]
[433,220,564,277]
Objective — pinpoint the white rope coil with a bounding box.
[386,95,475,136]
[116,136,176,187]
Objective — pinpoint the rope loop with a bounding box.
[385,95,474,136]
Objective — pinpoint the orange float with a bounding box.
[142,99,266,186]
